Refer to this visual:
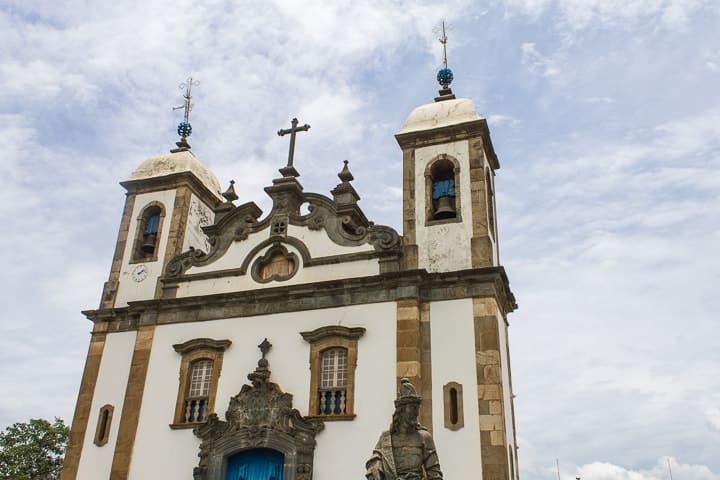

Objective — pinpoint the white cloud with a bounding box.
[502,0,714,30]
[521,42,562,78]
[567,457,720,480]
[706,408,720,433]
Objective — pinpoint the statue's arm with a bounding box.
[365,451,385,480]
[421,433,443,480]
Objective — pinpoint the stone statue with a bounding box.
[365,378,443,480]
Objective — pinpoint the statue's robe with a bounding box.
[366,429,442,480]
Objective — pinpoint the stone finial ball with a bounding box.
[177,122,193,138]
[437,67,454,87]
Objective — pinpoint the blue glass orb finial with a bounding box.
[177,122,192,138]
[437,67,454,88]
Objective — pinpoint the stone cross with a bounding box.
[277,117,310,177]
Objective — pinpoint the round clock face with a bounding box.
[131,264,148,282]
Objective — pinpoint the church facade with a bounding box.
[61,77,519,480]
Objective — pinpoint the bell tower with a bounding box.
[395,56,500,273]
[99,79,224,308]
[392,27,519,480]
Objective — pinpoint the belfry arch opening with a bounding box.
[425,155,461,223]
[132,202,165,262]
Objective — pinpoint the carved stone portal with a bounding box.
[193,339,324,480]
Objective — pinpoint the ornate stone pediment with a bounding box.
[193,339,324,480]
[165,165,401,279]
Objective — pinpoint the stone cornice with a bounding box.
[120,171,224,208]
[394,118,500,170]
[83,267,517,333]
[300,326,367,343]
[172,338,232,354]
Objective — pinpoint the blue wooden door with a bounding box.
[226,448,284,480]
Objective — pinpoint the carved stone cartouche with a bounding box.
[193,339,324,480]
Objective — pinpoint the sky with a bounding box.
[1,0,719,479]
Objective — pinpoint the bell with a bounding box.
[434,196,456,219]
[141,234,157,254]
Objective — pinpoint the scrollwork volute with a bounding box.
[164,183,401,279]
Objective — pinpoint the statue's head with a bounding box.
[391,378,421,432]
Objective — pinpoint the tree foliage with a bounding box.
[0,417,69,480]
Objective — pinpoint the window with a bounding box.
[184,359,213,423]
[443,382,464,430]
[319,348,348,415]
[171,338,231,429]
[300,326,365,420]
[131,202,165,262]
[93,404,114,446]
[425,155,461,224]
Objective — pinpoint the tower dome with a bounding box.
[128,149,223,199]
[398,97,481,134]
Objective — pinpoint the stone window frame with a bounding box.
[130,201,167,264]
[93,404,114,446]
[424,154,463,226]
[300,326,365,421]
[170,338,231,429]
[443,381,464,430]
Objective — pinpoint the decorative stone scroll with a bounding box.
[164,174,401,279]
[193,339,324,480]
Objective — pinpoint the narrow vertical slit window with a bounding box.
[443,382,464,430]
[449,387,458,425]
[93,404,114,446]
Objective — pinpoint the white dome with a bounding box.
[128,150,222,198]
[399,98,482,134]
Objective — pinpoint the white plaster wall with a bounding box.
[429,299,483,480]
[76,331,137,480]
[415,141,473,273]
[182,193,214,253]
[115,190,176,307]
[175,241,380,298]
[128,302,397,480]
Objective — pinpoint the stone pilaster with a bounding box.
[60,332,107,480]
[110,326,155,480]
[473,298,509,480]
[469,139,494,268]
[101,194,136,309]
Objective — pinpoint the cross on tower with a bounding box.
[277,117,310,177]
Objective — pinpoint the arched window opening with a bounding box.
[140,206,161,255]
[430,159,457,220]
[318,347,348,416]
[486,170,496,238]
[132,203,164,262]
[184,359,213,423]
